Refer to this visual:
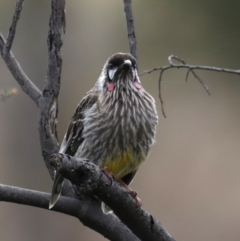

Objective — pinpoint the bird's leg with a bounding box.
[101,168,141,206]
[117,179,142,206]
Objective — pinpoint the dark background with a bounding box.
[1,1,240,240]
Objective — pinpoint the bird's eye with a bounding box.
[108,64,114,70]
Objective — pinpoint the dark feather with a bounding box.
[63,91,98,156]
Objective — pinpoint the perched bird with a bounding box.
[49,53,158,213]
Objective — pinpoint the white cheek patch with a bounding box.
[108,68,117,80]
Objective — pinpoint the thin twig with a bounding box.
[0,33,42,107]
[158,70,167,118]
[168,55,210,95]
[142,55,212,96]
[3,0,24,56]
[186,67,210,94]
[140,55,240,116]
[123,0,137,64]
[141,57,240,76]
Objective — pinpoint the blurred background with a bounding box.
[1,0,240,240]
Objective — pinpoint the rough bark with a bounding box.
[51,154,176,241]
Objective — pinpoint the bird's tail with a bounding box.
[49,172,64,209]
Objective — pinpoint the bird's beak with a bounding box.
[120,60,132,70]
[115,60,133,76]
[108,60,134,82]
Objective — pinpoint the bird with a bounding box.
[49,52,158,213]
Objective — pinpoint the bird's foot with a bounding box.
[117,179,142,207]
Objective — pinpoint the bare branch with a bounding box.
[3,0,24,56]
[0,183,140,241]
[123,0,137,64]
[141,56,240,76]
[38,0,66,178]
[167,55,240,76]
[168,55,210,95]
[0,33,42,107]
[51,154,176,241]
[141,55,212,96]
[142,54,240,96]
[0,0,41,107]
[140,55,240,116]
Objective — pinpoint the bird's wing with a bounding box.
[60,91,98,156]
[49,91,98,209]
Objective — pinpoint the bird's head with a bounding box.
[97,53,142,93]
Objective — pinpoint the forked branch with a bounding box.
[141,55,240,117]
[0,33,42,106]
[0,0,41,107]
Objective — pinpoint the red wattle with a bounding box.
[107,82,115,91]
[134,82,141,89]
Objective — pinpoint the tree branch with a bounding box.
[123,0,137,64]
[140,55,240,117]
[142,54,240,101]
[38,0,66,178]
[3,0,24,56]
[0,0,41,107]
[0,183,140,241]
[0,34,42,107]
[0,0,42,106]
[50,154,176,241]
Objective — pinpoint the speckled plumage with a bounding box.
[49,53,158,212]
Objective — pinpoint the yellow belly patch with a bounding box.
[100,150,145,179]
